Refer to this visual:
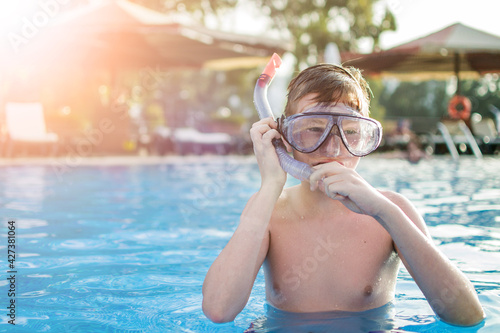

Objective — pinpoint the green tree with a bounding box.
[255,0,396,68]
[366,78,386,123]
[130,0,395,69]
[379,76,500,121]
[118,1,399,132]
[460,75,500,119]
[128,0,238,22]
[379,80,449,121]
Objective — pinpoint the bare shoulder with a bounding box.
[276,185,301,205]
[269,185,300,223]
[379,190,430,236]
[273,186,294,212]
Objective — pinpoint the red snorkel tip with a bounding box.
[253,52,314,181]
[263,53,282,78]
[258,53,282,87]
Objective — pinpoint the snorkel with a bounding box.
[253,53,314,181]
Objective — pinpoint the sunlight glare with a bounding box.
[0,2,33,33]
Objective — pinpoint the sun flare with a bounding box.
[0,2,32,33]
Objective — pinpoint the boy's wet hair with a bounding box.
[284,64,371,117]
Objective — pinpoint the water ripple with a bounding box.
[1,158,500,332]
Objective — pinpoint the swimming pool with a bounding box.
[0,156,499,332]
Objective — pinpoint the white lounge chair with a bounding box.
[472,118,498,143]
[471,116,500,154]
[173,127,232,155]
[3,102,59,156]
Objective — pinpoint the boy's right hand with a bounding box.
[250,117,287,190]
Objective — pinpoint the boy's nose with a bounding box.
[320,126,342,157]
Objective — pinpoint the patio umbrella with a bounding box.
[0,0,290,107]
[343,23,500,93]
[1,0,290,71]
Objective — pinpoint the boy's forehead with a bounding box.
[295,94,361,116]
[293,93,366,116]
[303,104,360,115]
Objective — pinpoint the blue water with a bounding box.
[0,156,499,332]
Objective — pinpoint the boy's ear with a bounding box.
[281,137,293,153]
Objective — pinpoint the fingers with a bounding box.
[309,162,345,191]
[251,117,279,135]
[249,118,288,186]
[321,176,347,200]
[250,117,281,148]
[262,129,281,142]
[251,116,278,128]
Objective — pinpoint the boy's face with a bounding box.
[282,93,363,170]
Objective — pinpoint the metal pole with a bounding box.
[454,52,461,95]
[437,122,460,160]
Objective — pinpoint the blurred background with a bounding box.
[1,0,500,160]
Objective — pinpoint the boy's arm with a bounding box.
[202,117,286,323]
[379,192,485,326]
[309,163,485,326]
[202,186,278,323]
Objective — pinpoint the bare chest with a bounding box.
[265,210,400,312]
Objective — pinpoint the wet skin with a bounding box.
[264,95,400,312]
[202,92,485,325]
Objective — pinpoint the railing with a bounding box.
[437,122,459,160]
[458,121,483,159]
[436,121,483,160]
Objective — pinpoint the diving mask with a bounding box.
[277,106,382,157]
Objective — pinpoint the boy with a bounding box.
[202,64,485,326]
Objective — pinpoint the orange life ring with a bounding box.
[448,95,471,120]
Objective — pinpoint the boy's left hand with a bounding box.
[309,162,390,217]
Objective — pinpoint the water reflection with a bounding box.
[247,302,396,332]
[2,167,48,213]
[0,157,498,332]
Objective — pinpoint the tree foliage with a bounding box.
[130,0,395,68]
[377,75,500,133]
[460,75,500,119]
[110,1,398,129]
[128,0,238,23]
[379,80,448,120]
[254,0,396,68]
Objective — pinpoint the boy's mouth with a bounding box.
[312,160,344,167]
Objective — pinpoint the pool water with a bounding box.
[0,156,499,332]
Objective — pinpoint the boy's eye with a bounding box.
[306,127,324,133]
[302,127,326,137]
[343,128,359,135]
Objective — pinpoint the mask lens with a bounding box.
[288,115,331,152]
[340,117,379,156]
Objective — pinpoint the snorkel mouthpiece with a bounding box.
[253,53,314,181]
